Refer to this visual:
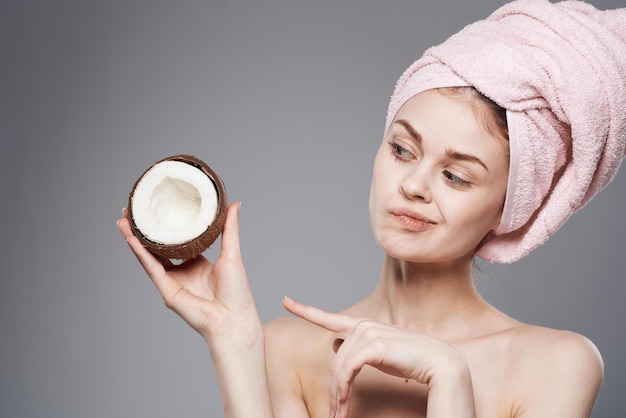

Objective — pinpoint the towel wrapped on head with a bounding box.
[386,0,626,263]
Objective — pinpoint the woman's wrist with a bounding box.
[204,314,264,354]
[206,321,274,418]
[425,346,476,418]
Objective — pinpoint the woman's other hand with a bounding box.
[283,297,476,418]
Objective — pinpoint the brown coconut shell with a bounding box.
[126,154,228,260]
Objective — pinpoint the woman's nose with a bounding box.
[400,166,432,203]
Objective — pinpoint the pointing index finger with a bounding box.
[282,296,358,335]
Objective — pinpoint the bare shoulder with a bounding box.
[264,315,336,374]
[264,315,334,354]
[506,324,604,417]
[509,324,603,375]
[263,317,335,417]
[264,315,321,339]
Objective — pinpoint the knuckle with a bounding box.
[162,296,175,310]
[162,289,182,310]
[370,336,388,352]
[355,320,380,339]
[353,319,373,332]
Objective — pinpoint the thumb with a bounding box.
[219,201,243,261]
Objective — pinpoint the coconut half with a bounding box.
[127,154,227,260]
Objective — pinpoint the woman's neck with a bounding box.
[356,254,497,342]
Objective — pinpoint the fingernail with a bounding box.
[328,407,336,418]
[283,295,295,305]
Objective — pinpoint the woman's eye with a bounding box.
[388,141,414,161]
[443,170,471,189]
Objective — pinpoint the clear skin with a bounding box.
[118,90,604,418]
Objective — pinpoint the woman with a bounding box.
[118,1,625,417]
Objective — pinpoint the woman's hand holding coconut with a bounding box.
[117,202,274,418]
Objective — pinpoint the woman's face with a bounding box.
[369,89,509,264]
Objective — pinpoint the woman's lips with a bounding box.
[391,209,436,232]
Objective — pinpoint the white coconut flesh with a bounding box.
[131,160,218,245]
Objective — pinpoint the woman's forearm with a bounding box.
[207,322,274,418]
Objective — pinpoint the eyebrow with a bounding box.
[394,119,422,144]
[445,149,489,172]
[394,119,489,172]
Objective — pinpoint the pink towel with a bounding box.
[385,0,626,263]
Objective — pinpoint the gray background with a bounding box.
[1,0,625,417]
